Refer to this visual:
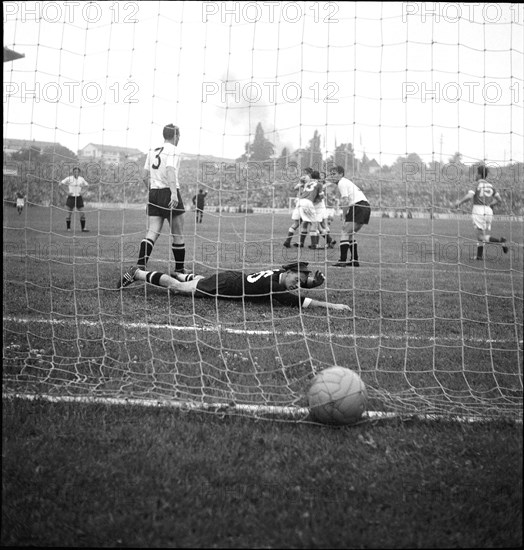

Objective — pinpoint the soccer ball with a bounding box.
[307,367,368,425]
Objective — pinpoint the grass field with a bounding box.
[2,398,522,547]
[2,202,523,547]
[3,203,523,417]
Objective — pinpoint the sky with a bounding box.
[3,1,523,166]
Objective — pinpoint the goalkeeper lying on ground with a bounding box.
[117,262,351,311]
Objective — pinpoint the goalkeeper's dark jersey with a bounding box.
[195,269,309,307]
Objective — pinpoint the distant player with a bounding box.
[283,183,304,248]
[324,176,339,248]
[192,189,208,224]
[293,172,323,249]
[16,191,25,215]
[454,165,508,260]
[120,123,186,285]
[313,171,336,249]
[61,167,89,232]
[118,261,351,311]
[330,165,371,267]
[283,168,313,248]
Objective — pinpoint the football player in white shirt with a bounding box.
[283,167,314,248]
[120,124,186,287]
[60,167,89,232]
[294,173,324,249]
[16,191,25,215]
[329,165,371,267]
[454,165,508,260]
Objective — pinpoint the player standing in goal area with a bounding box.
[117,261,352,311]
[60,167,90,232]
[119,124,186,288]
[329,165,371,267]
[454,165,508,260]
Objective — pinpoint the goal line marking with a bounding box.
[3,315,522,346]
[5,393,520,424]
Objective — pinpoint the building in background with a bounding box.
[78,143,144,164]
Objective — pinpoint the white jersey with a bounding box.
[144,142,180,189]
[61,175,88,196]
[337,176,367,207]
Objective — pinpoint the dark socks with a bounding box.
[138,238,155,268]
[339,240,350,262]
[172,243,186,272]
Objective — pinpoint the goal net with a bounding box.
[3,2,523,420]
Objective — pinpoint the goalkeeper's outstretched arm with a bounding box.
[306,299,352,312]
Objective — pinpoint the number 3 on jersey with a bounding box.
[152,147,163,170]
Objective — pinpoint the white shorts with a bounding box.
[298,199,317,223]
[291,205,301,221]
[472,205,493,231]
[314,201,327,223]
[325,207,335,221]
[16,198,24,208]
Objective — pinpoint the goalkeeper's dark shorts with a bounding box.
[344,201,371,225]
[66,195,84,209]
[147,188,185,219]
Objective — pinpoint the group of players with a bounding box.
[283,165,371,268]
[48,123,508,309]
[283,168,337,251]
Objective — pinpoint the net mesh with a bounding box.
[3,2,523,419]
